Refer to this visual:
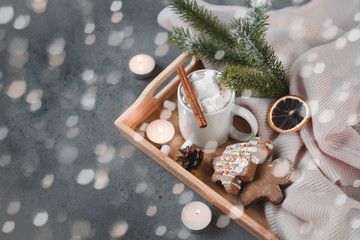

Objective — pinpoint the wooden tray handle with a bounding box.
[116,53,203,129]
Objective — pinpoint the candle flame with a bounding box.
[137,56,142,63]
[196,209,200,215]
[158,126,163,133]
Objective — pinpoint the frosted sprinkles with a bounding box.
[146,205,157,217]
[318,109,335,123]
[76,169,95,185]
[154,225,167,236]
[0,127,9,140]
[178,191,193,205]
[110,220,128,238]
[214,50,225,60]
[41,173,55,189]
[299,221,313,235]
[47,37,65,56]
[106,71,122,85]
[335,37,347,49]
[177,227,191,239]
[0,6,14,24]
[155,44,169,57]
[135,182,147,193]
[81,69,97,85]
[154,32,168,45]
[56,145,78,164]
[118,144,135,159]
[70,219,91,238]
[347,29,360,42]
[13,15,31,30]
[66,115,79,127]
[80,92,96,111]
[2,221,15,233]
[7,80,27,99]
[30,0,48,14]
[172,183,185,195]
[33,210,49,227]
[84,23,95,34]
[7,200,21,215]
[353,179,360,188]
[94,168,109,190]
[108,31,124,46]
[110,1,122,12]
[96,144,115,164]
[111,12,123,24]
[216,215,230,228]
[160,109,172,120]
[351,218,360,229]
[334,193,347,206]
[85,34,96,45]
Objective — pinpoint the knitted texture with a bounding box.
[158,0,360,239]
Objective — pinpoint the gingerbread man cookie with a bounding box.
[211,137,273,196]
[238,158,294,207]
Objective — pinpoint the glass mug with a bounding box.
[177,69,258,149]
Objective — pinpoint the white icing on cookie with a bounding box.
[266,142,273,150]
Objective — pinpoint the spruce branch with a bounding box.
[170,27,250,66]
[219,65,287,98]
[167,0,290,98]
[228,1,288,87]
[166,0,234,47]
[247,0,271,35]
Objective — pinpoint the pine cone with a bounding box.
[176,144,204,171]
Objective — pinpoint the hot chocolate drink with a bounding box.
[180,69,232,114]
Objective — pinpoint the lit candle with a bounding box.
[181,201,212,231]
[146,119,175,144]
[128,54,155,79]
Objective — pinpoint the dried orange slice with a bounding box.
[268,95,310,134]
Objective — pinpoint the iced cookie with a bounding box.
[211,137,273,196]
[238,158,294,207]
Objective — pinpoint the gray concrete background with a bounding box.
[0,0,308,239]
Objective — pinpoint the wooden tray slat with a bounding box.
[114,53,277,240]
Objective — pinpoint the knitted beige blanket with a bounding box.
[158,0,360,239]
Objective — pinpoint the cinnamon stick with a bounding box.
[176,65,207,128]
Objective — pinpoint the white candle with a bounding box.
[146,119,175,144]
[128,54,155,79]
[181,201,212,231]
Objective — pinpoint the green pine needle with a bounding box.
[219,65,288,98]
[166,0,234,47]
[167,0,289,98]
[170,27,250,66]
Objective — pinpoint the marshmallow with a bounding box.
[201,93,225,113]
[203,71,217,79]
[160,144,171,156]
[201,100,217,113]
[222,88,232,103]
[163,100,176,111]
[139,122,149,132]
[189,72,203,82]
[160,109,172,120]
[192,77,220,100]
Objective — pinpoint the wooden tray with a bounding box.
[114,53,277,240]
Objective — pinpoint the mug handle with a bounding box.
[229,105,258,142]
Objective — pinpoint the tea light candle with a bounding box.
[128,54,155,79]
[181,201,212,231]
[146,119,175,144]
